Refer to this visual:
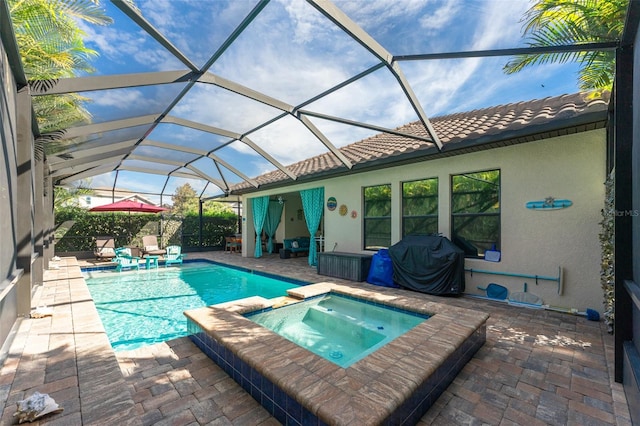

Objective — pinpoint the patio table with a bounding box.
[145,255,159,269]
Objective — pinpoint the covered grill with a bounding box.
[388,235,465,296]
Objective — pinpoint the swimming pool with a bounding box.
[84,261,303,351]
[246,293,428,367]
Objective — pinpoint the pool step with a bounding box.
[271,296,303,309]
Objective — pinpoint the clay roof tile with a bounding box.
[230,92,609,193]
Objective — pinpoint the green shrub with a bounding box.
[54,207,239,252]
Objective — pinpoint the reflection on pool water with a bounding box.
[246,293,429,367]
[83,261,303,351]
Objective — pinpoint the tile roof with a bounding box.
[230,92,609,194]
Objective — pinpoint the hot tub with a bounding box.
[185,282,488,425]
[246,293,429,368]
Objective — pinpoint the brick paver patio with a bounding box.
[0,252,632,425]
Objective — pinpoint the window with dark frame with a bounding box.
[402,178,438,237]
[363,184,391,250]
[451,170,500,258]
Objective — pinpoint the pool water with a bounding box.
[84,262,301,351]
[246,293,428,367]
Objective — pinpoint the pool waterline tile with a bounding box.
[185,282,488,425]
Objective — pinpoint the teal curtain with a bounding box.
[264,200,284,253]
[251,196,269,257]
[300,187,324,266]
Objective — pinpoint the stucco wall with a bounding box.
[0,34,20,354]
[0,32,18,289]
[243,130,605,311]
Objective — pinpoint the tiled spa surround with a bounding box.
[185,283,488,425]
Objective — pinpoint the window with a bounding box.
[451,170,500,257]
[363,184,391,250]
[402,178,438,237]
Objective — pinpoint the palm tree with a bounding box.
[8,0,112,133]
[504,0,629,92]
[54,184,94,212]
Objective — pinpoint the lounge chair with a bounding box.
[94,237,116,261]
[165,245,185,267]
[141,235,167,258]
[114,247,140,272]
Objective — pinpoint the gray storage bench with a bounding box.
[317,252,373,282]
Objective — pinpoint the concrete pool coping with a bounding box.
[184,282,489,425]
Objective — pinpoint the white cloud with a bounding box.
[81,24,136,60]
[209,3,373,104]
[396,0,550,117]
[335,0,428,29]
[469,1,530,50]
[307,68,418,126]
[117,172,170,194]
[92,89,143,108]
[137,0,180,35]
[278,0,336,44]
[136,0,211,65]
[80,19,183,71]
[251,115,330,165]
[172,84,283,135]
[418,0,460,33]
[81,173,114,189]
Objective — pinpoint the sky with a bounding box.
[70,0,584,202]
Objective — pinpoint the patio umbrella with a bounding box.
[89,199,168,214]
[90,199,168,242]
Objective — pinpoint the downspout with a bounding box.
[199,200,203,251]
[237,197,242,233]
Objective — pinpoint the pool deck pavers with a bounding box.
[0,252,633,425]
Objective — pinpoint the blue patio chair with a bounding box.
[114,247,140,272]
[165,245,185,267]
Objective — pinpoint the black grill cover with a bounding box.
[388,235,465,295]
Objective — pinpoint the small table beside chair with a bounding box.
[145,256,159,269]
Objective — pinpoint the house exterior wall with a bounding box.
[0,9,55,356]
[73,193,155,209]
[243,129,606,311]
[0,29,20,350]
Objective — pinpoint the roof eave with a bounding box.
[229,109,608,196]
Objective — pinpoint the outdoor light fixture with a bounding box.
[277,196,285,205]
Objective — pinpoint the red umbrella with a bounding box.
[89,199,168,213]
[90,200,168,242]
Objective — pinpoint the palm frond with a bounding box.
[579,53,616,90]
[34,130,66,161]
[29,78,59,93]
[505,0,628,91]
[60,0,113,26]
[33,93,92,133]
[9,0,111,135]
